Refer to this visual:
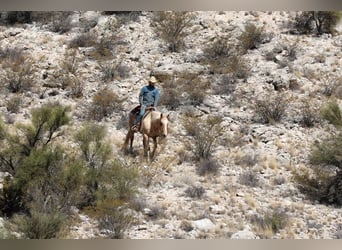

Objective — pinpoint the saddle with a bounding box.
[130,105,155,131]
[130,105,155,117]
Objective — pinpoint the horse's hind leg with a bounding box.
[123,130,134,154]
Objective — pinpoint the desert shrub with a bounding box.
[88,88,122,121]
[0,47,24,62]
[310,133,342,168]
[180,220,194,232]
[96,201,135,239]
[235,153,259,167]
[6,95,22,113]
[250,208,289,237]
[295,101,342,205]
[293,164,338,204]
[3,11,33,24]
[203,36,233,61]
[185,185,205,199]
[320,100,342,127]
[151,11,197,52]
[201,37,250,79]
[253,93,288,124]
[208,54,250,79]
[48,12,74,34]
[239,170,261,187]
[239,23,265,54]
[74,123,112,206]
[1,51,35,93]
[61,49,79,75]
[13,211,67,239]
[183,115,223,161]
[145,204,165,220]
[196,158,221,176]
[214,74,236,95]
[100,61,131,82]
[294,11,341,35]
[69,77,84,98]
[98,160,139,202]
[159,73,210,110]
[69,32,97,48]
[74,123,112,169]
[335,224,342,239]
[298,99,319,128]
[0,103,73,218]
[224,55,250,80]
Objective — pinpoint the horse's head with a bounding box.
[160,113,169,138]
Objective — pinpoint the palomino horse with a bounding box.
[123,106,169,160]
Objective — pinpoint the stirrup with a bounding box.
[131,125,138,132]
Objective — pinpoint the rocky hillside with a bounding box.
[0,11,342,239]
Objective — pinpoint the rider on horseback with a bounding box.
[131,76,160,132]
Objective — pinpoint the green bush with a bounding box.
[74,122,112,169]
[294,11,341,35]
[97,160,139,202]
[151,11,197,52]
[0,103,73,218]
[13,211,67,239]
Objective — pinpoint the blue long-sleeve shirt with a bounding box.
[139,85,160,107]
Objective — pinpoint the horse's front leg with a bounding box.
[129,131,135,154]
[143,134,150,158]
[150,137,158,160]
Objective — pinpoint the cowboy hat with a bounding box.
[149,76,158,83]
